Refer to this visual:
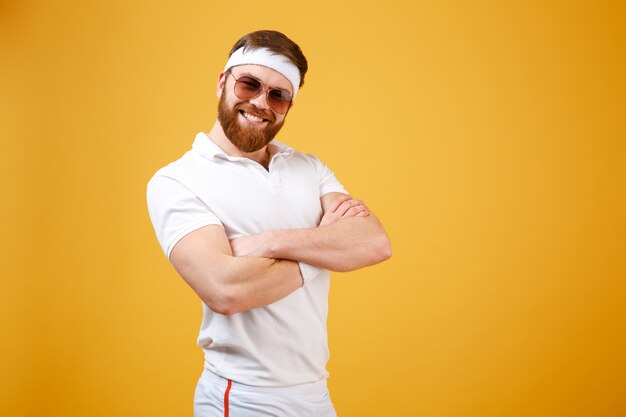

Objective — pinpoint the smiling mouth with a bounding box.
[239,110,270,123]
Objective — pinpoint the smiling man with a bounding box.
[146,30,391,417]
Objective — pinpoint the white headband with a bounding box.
[224,46,301,98]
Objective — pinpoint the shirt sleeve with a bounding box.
[311,154,349,197]
[146,175,223,260]
[298,261,323,286]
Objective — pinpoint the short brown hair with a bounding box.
[228,30,308,88]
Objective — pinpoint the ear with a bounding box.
[216,72,226,99]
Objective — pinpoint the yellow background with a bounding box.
[2,1,625,416]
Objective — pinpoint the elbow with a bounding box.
[381,243,392,262]
[172,254,249,316]
[203,286,245,316]
[210,305,240,316]
[375,234,392,263]
[206,299,236,316]
[340,235,391,272]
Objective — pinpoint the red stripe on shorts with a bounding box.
[224,379,232,417]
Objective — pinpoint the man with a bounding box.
[146,30,391,417]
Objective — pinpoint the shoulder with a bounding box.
[147,148,212,190]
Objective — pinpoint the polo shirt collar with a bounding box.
[192,132,294,161]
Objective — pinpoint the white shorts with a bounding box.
[193,368,338,417]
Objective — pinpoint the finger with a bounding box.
[343,205,369,218]
[355,210,370,217]
[334,199,363,216]
[328,194,352,213]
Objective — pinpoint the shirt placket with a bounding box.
[237,154,282,190]
[268,155,282,189]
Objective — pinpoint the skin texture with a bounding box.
[170,224,303,315]
[169,64,391,315]
[230,192,391,272]
[217,71,285,153]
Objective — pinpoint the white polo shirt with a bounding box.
[146,132,348,387]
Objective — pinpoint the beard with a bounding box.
[217,93,285,153]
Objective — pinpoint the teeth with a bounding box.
[242,111,264,122]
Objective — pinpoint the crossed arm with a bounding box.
[170,192,391,315]
[230,193,391,272]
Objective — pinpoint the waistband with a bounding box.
[200,368,328,395]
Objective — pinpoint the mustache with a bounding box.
[235,103,275,122]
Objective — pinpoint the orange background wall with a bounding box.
[1,1,625,416]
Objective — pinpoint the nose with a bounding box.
[247,90,270,111]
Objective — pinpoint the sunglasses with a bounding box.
[230,72,293,115]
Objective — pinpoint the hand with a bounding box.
[319,195,370,227]
[230,232,274,258]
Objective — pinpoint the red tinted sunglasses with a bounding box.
[230,72,293,115]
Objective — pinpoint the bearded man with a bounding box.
[146,30,391,417]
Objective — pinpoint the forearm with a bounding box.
[216,255,302,314]
[268,214,391,272]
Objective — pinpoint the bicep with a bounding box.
[169,224,233,306]
[170,224,303,314]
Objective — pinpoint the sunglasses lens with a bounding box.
[234,76,262,99]
[268,89,291,114]
[233,74,292,114]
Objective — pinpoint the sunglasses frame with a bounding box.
[228,71,293,115]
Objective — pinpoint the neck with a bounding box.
[207,119,272,168]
